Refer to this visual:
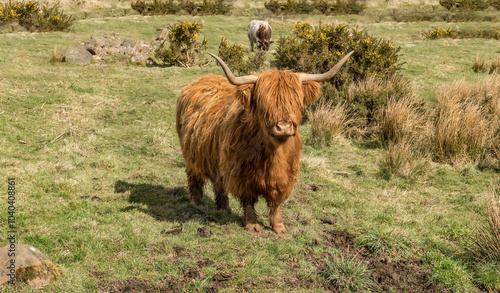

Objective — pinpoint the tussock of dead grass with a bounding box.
[378,96,429,145]
[306,100,354,146]
[433,77,500,166]
[377,96,431,178]
[468,184,500,262]
[472,55,487,73]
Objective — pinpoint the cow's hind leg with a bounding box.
[240,196,261,234]
[213,179,231,213]
[187,173,204,207]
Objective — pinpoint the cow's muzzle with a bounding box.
[269,122,295,139]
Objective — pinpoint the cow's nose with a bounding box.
[272,121,294,137]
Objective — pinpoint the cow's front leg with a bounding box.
[213,178,231,213]
[269,205,286,236]
[240,197,261,234]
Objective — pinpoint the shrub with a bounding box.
[456,0,490,10]
[131,0,181,15]
[423,26,500,41]
[423,27,457,40]
[218,38,245,73]
[490,0,500,9]
[131,0,231,15]
[341,75,413,125]
[264,0,315,14]
[273,22,401,90]
[439,0,489,10]
[217,38,266,75]
[314,0,366,15]
[154,21,208,67]
[181,0,231,15]
[0,1,72,32]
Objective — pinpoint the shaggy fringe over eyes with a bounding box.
[252,71,320,126]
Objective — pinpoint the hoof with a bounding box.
[273,225,287,236]
[245,223,262,235]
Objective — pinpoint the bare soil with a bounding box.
[322,229,439,293]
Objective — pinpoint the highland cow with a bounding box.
[176,51,353,235]
[247,20,273,51]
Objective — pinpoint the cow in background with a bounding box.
[247,20,273,51]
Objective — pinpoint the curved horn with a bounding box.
[299,51,354,83]
[207,52,258,85]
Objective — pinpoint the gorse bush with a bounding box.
[218,38,245,73]
[131,0,231,15]
[217,38,266,75]
[273,21,402,128]
[423,26,500,40]
[423,27,457,39]
[0,1,72,32]
[264,0,365,15]
[154,21,208,67]
[273,21,401,87]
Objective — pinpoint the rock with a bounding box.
[0,243,59,287]
[122,38,136,48]
[64,45,92,65]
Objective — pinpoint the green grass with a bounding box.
[0,2,499,292]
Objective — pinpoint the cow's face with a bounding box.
[258,40,274,51]
[238,71,320,144]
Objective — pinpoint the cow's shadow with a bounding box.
[114,180,242,225]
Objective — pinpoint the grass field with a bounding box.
[1,0,499,292]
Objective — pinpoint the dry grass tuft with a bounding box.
[432,78,499,166]
[378,95,428,145]
[472,55,487,73]
[307,100,354,146]
[490,58,500,74]
[377,95,431,178]
[468,184,500,262]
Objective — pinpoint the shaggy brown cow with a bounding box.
[176,52,353,235]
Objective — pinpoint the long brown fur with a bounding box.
[176,71,320,234]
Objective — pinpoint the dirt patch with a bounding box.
[322,229,439,293]
[367,257,438,293]
[324,230,357,249]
